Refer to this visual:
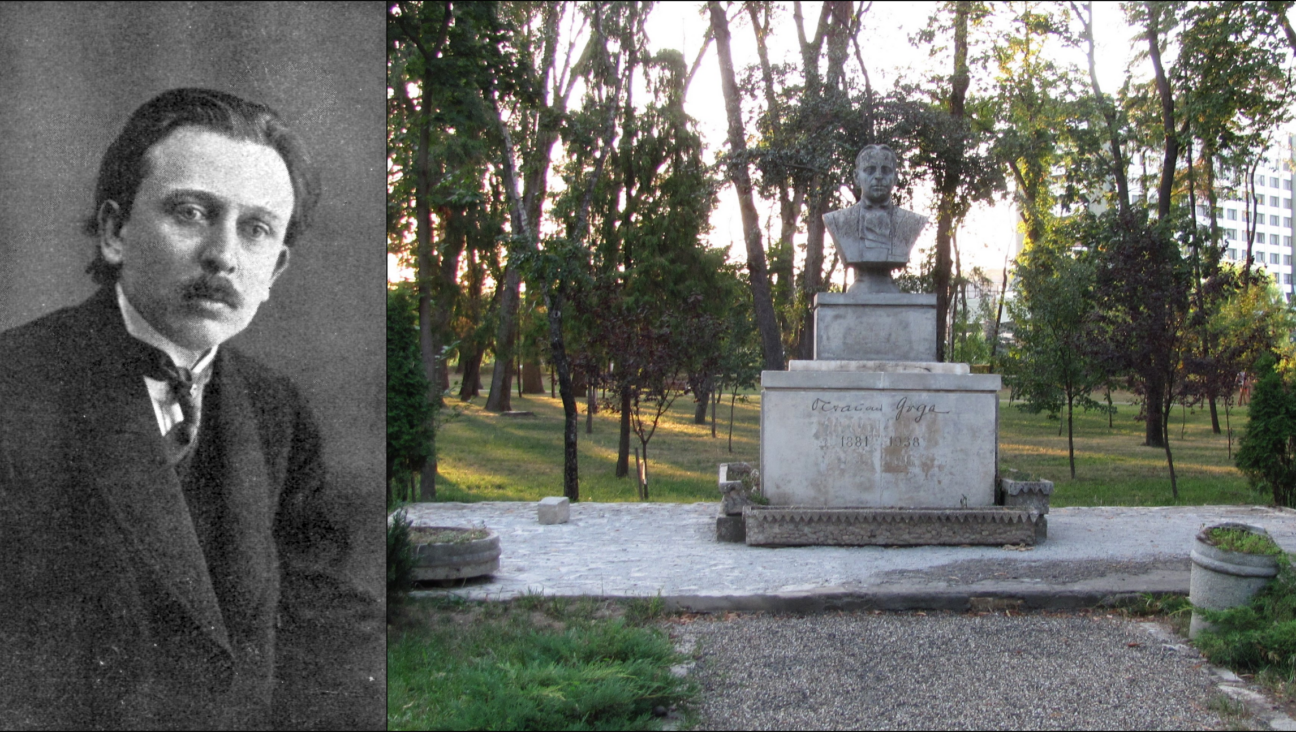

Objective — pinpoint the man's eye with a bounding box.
[244,221,273,239]
[175,204,207,222]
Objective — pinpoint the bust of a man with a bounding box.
[822,144,928,293]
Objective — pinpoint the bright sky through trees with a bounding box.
[643,1,1135,282]
[388,1,1137,283]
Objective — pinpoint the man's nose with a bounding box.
[200,218,239,274]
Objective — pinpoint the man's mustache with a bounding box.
[183,277,242,309]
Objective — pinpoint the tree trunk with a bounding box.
[413,100,441,500]
[419,460,435,501]
[485,271,518,412]
[616,387,632,478]
[1067,393,1076,479]
[1145,385,1165,448]
[1162,394,1178,500]
[1209,395,1220,434]
[709,0,784,371]
[546,290,579,502]
[934,1,970,362]
[694,378,711,424]
[586,384,596,435]
[1144,3,1179,222]
[522,360,545,394]
[728,391,737,453]
[457,344,482,401]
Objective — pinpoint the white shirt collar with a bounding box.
[115,283,217,373]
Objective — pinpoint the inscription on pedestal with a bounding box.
[760,371,999,509]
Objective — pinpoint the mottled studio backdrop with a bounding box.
[0,2,385,539]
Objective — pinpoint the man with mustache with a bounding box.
[0,89,379,729]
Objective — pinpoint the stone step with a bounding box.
[743,506,1043,547]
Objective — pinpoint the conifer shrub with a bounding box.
[1236,353,1296,507]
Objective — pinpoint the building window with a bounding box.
[1273,215,1281,226]
[1273,195,1281,207]
[1287,236,1293,247]
[1227,208,1238,220]
[1228,248,1238,259]
[1273,252,1281,264]
[1286,273,1293,285]
[1273,234,1281,245]
[1288,198,1294,209]
[1227,228,1237,240]
[1287,217,1293,228]
[1285,254,1292,266]
[1274,177,1282,188]
[1287,179,1293,191]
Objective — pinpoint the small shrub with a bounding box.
[1195,555,1296,675]
[1236,352,1296,508]
[387,509,416,621]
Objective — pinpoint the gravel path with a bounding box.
[667,610,1231,731]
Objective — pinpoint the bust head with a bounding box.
[855,144,897,207]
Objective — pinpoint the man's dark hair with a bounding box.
[85,88,320,285]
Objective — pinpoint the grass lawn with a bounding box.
[425,370,1265,507]
[387,594,694,730]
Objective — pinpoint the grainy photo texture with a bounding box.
[0,4,385,729]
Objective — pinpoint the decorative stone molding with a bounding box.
[743,506,1041,547]
[999,477,1054,514]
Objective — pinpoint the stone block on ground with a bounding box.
[538,496,570,525]
[715,511,746,543]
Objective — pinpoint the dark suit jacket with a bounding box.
[0,287,381,730]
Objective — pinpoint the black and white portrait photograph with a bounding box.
[0,3,385,729]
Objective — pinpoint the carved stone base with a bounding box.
[743,506,1042,547]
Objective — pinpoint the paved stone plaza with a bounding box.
[405,501,1296,612]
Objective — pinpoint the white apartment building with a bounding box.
[1201,137,1295,302]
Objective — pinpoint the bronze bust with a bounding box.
[823,144,927,293]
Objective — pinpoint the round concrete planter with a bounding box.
[412,527,500,582]
[1188,522,1279,639]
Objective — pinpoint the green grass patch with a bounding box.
[387,595,694,730]
[999,392,1260,507]
[433,373,1261,506]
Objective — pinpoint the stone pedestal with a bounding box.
[814,291,937,362]
[760,362,1001,508]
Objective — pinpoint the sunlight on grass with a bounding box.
[427,376,1259,507]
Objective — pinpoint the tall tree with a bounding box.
[485,2,589,412]
[388,0,522,495]
[708,0,784,371]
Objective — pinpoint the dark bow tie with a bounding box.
[130,339,213,449]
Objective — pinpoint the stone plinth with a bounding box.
[760,366,1001,508]
[538,496,570,525]
[743,506,1040,546]
[814,291,936,361]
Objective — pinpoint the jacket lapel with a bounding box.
[75,290,232,658]
[205,352,276,637]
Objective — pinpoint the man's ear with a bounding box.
[98,200,126,265]
[269,246,291,286]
